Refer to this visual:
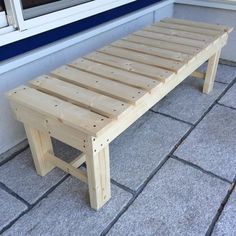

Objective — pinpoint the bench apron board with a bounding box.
[7,18,233,210]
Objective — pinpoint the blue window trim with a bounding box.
[0,0,162,61]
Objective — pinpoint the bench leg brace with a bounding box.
[86,139,111,210]
[24,125,55,176]
[203,50,221,94]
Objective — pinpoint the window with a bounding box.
[0,0,135,46]
[4,0,136,31]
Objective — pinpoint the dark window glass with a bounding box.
[21,0,60,9]
[0,0,5,11]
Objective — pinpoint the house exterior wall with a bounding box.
[0,2,173,155]
[174,3,236,62]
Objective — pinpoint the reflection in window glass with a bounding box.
[21,0,93,10]
[21,0,94,19]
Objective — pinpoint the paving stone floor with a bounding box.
[0,64,236,235]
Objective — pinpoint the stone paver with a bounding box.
[3,177,132,236]
[0,139,28,165]
[0,189,27,232]
[199,63,236,84]
[218,83,236,109]
[175,105,236,182]
[0,148,65,204]
[0,139,80,204]
[108,159,229,236]
[213,189,236,236]
[110,111,190,190]
[152,77,226,124]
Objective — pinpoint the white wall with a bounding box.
[0,2,173,155]
[174,3,236,62]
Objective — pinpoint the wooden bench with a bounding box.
[7,18,233,210]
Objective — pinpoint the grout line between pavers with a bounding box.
[217,102,236,111]
[102,118,196,235]
[206,181,236,236]
[171,155,232,184]
[150,109,194,126]
[111,179,135,195]
[101,155,170,236]
[0,174,69,234]
[215,80,229,85]
[219,59,236,67]
[102,76,236,235]
[0,182,30,208]
[0,141,29,168]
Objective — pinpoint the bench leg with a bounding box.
[203,50,221,94]
[86,141,111,210]
[24,125,55,176]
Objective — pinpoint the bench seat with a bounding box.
[7,18,233,210]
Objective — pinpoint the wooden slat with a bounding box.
[163,18,233,33]
[99,46,185,73]
[68,58,160,91]
[84,51,174,83]
[145,25,215,42]
[7,86,113,137]
[30,76,131,119]
[124,35,200,55]
[135,30,208,48]
[157,21,223,36]
[52,65,147,104]
[111,39,192,62]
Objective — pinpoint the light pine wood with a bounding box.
[191,71,206,80]
[84,51,174,83]
[157,21,223,36]
[9,103,88,152]
[7,18,232,210]
[90,33,229,154]
[8,86,112,137]
[53,65,147,104]
[24,125,55,176]
[145,25,215,42]
[86,140,111,210]
[99,45,185,73]
[203,50,221,94]
[134,30,208,48]
[30,76,131,119]
[111,39,192,62]
[68,58,161,92]
[70,153,86,168]
[163,18,233,33]
[47,153,88,183]
[124,35,200,55]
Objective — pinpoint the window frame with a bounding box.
[4,0,136,31]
